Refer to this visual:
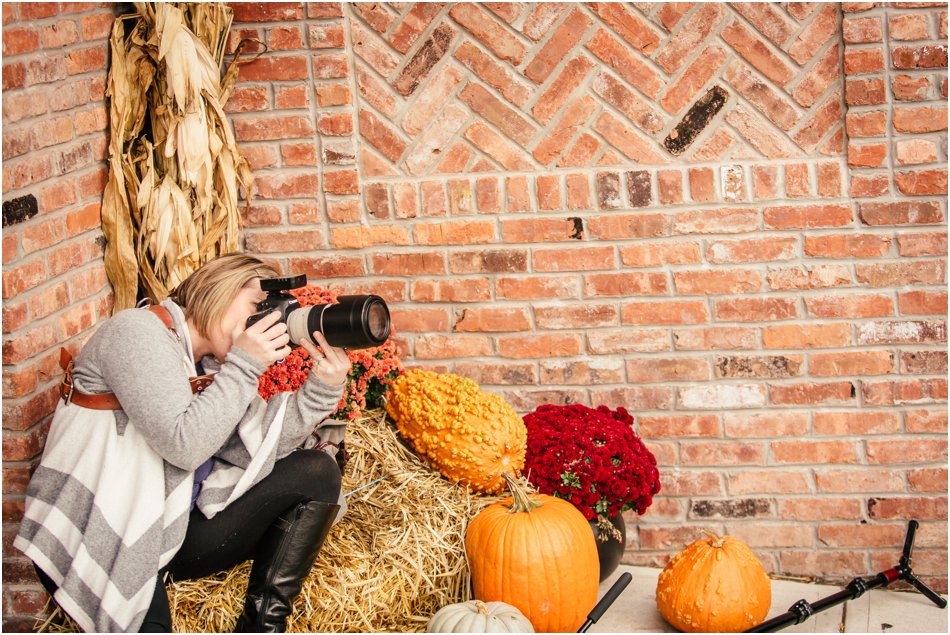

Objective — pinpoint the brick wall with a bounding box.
[2,2,117,631]
[2,1,947,630]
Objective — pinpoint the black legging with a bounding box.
[36,448,342,632]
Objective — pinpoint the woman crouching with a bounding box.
[15,254,351,632]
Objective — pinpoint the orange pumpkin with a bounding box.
[656,531,771,632]
[464,472,599,633]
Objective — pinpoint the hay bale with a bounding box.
[40,410,501,633]
[173,409,501,632]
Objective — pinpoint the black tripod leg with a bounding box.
[904,572,948,609]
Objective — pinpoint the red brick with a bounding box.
[388,307,449,334]
[810,350,895,376]
[312,53,349,79]
[455,307,531,333]
[596,111,670,164]
[890,13,931,40]
[464,121,534,171]
[620,242,701,268]
[290,256,367,281]
[660,46,726,114]
[859,200,943,225]
[586,28,662,98]
[232,2,302,21]
[584,328,667,357]
[843,16,883,43]
[893,74,932,101]
[498,333,583,358]
[816,468,904,494]
[764,204,852,229]
[844,48,885,74]
[779,498,863,521]
[314,84,350,108]
[2,259,47,299]
[584,272,667,297]
[621,300,708,326]
[793,42,841,107]
[707,237,796,264]
[563,173,590,210]
[894,106,949,133]
[413,220,494,246]
[851,173,891,198]
[715,297,798,322]
[907,409,949,433]
[771,382,857,406]
[275,85,309,109]
[728,470,811,495]
[588,2,660,53]
[540,360,624,385]
[453,41,530,108]
[656,4,724,73]
[674,269,763,295]
[899,290,949,315]
[687,168,715,202]
[254,173,319,198]
[588,213,669,240]
[896,139,938,165]
[897,232,947,256]
[908,469,948,494]
[868,497,948,521]
[848,141,888,168]
[771,441,858,465]
[533,55,597,127]
[856,319,946,345]
[524,8,592,84]
[680,440,767,464]
[495,276,576,301]
[321,170,360,195]
[626,357,709,383]
[847,112,887,143]
[784,163,811,196]
[894,169,947,196]
[371,252,445,278]
[846,77,887,105]
[724,61,799,131]
[857,259,946,286]
[722,20,795,86]
[449,3,525,65]
[764,324,851,349]
[892,44,948,69]
[544,99,604,167]
[533,246,614,272]
[234,115,313,141]
[674,326,758,351]
[805,293,894,319]
[238,56,309,82]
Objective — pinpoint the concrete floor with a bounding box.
[588,565,948,633]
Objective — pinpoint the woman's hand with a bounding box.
[300,331,350,386]
[231,310,291,367]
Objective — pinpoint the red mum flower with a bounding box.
[524,404,660,522]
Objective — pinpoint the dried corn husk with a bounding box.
[102,3,262,309]
[38,410,502,633]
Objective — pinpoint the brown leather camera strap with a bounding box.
[59,305,215,410]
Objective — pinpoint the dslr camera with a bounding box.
[245,274,391,350]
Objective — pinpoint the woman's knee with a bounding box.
[277,449,341,502]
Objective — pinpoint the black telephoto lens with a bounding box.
[300,295,391,350]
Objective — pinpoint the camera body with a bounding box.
[245,274,391,350]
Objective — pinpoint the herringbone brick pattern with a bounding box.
[350,2,843,176]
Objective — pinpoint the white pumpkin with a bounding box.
[427,600,535,633]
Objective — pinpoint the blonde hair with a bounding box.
[168,254,278,338]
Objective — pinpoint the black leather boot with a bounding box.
[234,500,340,632]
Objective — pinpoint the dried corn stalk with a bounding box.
[102,2,259,309]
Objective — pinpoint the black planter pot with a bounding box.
[589,513,626,582]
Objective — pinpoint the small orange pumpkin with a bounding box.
[656,531,771,632]
[465,472,599,633]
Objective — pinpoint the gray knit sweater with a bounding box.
[14,300,344,632]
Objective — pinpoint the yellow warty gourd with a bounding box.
[386,369,526,494]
